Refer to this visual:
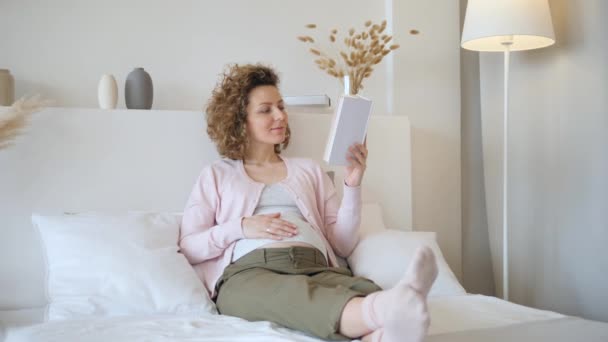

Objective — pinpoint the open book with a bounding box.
[323,95,373,166]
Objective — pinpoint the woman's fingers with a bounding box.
[349,144,367,166]
[270,218,297,230]
[246,214,299,240]
[264,228,284,240]
[269,222,298,236]
[264,227,293,239]
[262,212,281,218]
[348,149,365,166]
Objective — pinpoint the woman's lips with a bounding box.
[271,127,285,131]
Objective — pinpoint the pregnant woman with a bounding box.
[179,63,438,342]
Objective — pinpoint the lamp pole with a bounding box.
[502,39,512,301]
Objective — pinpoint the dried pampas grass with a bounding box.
[0,95,52,150]
[298,19,402,95]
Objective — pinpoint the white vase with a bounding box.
[98,74,118,109]
[343,75,351,96]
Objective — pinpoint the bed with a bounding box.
[1,107,607,341]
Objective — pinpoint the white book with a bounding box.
[323,95,373,166]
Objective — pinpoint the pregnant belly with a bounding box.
[255,212,322,251]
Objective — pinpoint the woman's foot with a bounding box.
[383,289,430,342]
[361,246,438,341]
[400,245,439,298]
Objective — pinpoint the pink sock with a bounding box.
[400,246,439,298]
[363,328,384,342]
[360,246,438,331]
[384,291,430,342]
[361,291,382,330]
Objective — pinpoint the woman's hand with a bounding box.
[344,139,368,187]
[242,213,299,240]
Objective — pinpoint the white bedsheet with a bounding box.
[4,294,565,342]
[427,294,564,335]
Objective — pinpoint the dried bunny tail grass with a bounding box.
[0,94,53,149]
[0,115,26,149]
[340,51,350,63]
[326,68,341,78]
[297,36,315,43]
[297,19,399,94]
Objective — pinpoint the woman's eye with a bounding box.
[260,107,271,113]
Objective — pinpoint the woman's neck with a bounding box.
[243,147,281,166]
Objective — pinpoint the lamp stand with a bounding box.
[502,42,512,301]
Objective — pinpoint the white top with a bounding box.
[232,183,328,262]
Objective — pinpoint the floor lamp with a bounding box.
[460,0,555,301]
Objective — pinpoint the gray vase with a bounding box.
[125,67,153,109]
[0,69,15,106]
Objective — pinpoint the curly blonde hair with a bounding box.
[205,64,291,160]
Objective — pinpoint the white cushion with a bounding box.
[348,230,466,297]
[33,212,215,321]
[326,202,387,269]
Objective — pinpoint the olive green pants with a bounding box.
[215,246,382,340]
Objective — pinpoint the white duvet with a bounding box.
[3,294,565,342]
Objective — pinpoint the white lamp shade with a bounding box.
[461,0,555,52]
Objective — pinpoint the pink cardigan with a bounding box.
[179,156,362,298]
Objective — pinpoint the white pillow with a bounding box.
[348,230,466,297]
[33,212,216,321]
[332,202,387,268]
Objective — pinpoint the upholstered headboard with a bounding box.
[0,107,412,312]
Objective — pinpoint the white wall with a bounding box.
[478,0,608,321]
[392,0,462,283]
[0,0,462,308]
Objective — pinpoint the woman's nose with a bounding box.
[273,108,286,120]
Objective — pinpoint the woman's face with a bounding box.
[245,85,288,147]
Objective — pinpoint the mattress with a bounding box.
[3,294,574,342]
